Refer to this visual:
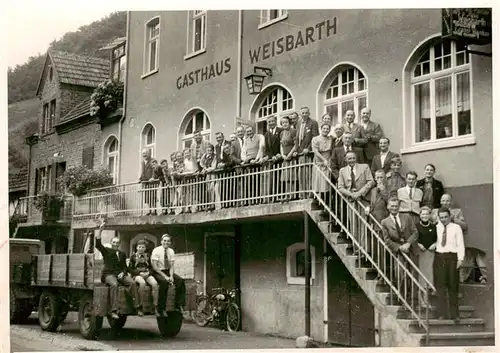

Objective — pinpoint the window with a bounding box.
[323,66,367,126]
[112,43,126,82]
[286,242,316,285]
[187,10,207,56]
[82,146,94,169]
[255,86,294,134]
[35,166,52,194]
[411,39,471,144]
[104,136,119,184]
[49,65,53,81]
[259,10,288,28]
[142,124,156,157]
[144,17,160,75]
[42,99,56,134]
[181,110,211,149]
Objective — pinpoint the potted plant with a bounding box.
[90,80,124,121]
[32,191,65,222]
[58,166,114,215]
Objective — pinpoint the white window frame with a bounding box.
[409,40,473,148]
[323,66,367,126]
[286,242,316,285]
[141,124,156,159]
[259,9,288,29]
[185,10,207,59]
[255,86,294,134]
[181,110,211,150]
[104,136,119,184]
[143,17,160,78]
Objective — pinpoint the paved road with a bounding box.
[11,312,296,351]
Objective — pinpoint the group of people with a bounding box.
[95,220,185,318]
[133,105,487,322]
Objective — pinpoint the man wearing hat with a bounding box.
[151,234,186,316]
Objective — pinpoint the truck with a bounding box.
[9,237,196,340]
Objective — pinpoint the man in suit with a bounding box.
[332,124,345,148]
[296,106,319,198]
[289,111,299,129]
[190,129,212,167]
[381,197,419,290]
[342,110,365,147]
[338,151,374,253]
[262,115,283,202]
[139,149,156,215]
[359,107,384,166]
[296,106,319,153]
[331,132,365,180]
[96,220,142,319]
[371,137,398,175]
[214,132,232,165]
[397,171,423,225]
[231,126,245,160]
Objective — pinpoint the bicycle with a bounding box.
[191,282,241,332]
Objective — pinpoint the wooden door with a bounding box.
[205,235,236,294]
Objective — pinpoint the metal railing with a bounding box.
[13,194,74,225]
[74,154,315,220]
[311,165,432,343]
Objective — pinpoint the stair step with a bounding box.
[397,305,475,319]
[401,318,485,334]
[419,331,496,346]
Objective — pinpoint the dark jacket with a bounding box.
[296,118,319,152]
[264,127,283,157]
[331,145,365,179]
[128,252,152,277]
[139,160,154,181]
[416,177,444,209]
[95,238,128,282]
[371,151,398,175]
[215,140,232,164]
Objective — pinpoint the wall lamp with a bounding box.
[244,66,273,95]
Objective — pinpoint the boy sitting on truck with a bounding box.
[96,221,143,318]
[128,240,161,317]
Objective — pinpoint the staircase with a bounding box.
[309,165,495,347]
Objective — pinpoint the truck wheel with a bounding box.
[10,288,33,324]
[78,294,103,340]
[107,314,127,330]
[38,292,60,331]
[157,311,183,338]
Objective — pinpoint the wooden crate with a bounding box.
[51,255,68,286]
[67,254,87,287]
[35,255,52,285]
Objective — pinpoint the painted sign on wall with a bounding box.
[442,8,492,44]
[177,58,232,90]
[248,18,337,64]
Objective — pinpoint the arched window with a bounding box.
[180,109,211,149]
[323,65,367,126]
[255,86,294,134]
[141,124,156,157]
[286,242,316,285]
[411,39,471,143]
[104,136,119,184]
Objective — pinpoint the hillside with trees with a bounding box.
[8,11,126,104]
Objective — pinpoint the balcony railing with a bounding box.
[74,154,315,220]
[13,194,74,225]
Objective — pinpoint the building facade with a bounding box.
[14,9,494,347]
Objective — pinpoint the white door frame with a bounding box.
[203,232,234,295]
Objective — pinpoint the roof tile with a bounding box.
[50,51,110,88]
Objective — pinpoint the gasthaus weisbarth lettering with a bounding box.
[176,58,232,90]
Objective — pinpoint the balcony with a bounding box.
[72,154,316,229]
[12,193,74,228]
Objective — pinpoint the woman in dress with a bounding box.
[416,206,438,297]
[279,116,297,201]
[311,123,334,201]
[416,163,444,209]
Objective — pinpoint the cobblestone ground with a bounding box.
[10,312,297,351]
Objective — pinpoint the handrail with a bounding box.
[311,164,430,340]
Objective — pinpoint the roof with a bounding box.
[59,96,91,124]
[9,167,28,192]
[100,37,127,50]
[36,51,110,95]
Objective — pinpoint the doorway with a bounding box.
[204,233,236,295]
[327,247,375,347]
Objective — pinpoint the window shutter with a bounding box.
[34,168,39,194]
[82,147,94,169]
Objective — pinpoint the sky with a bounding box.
[6,5,118,68]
